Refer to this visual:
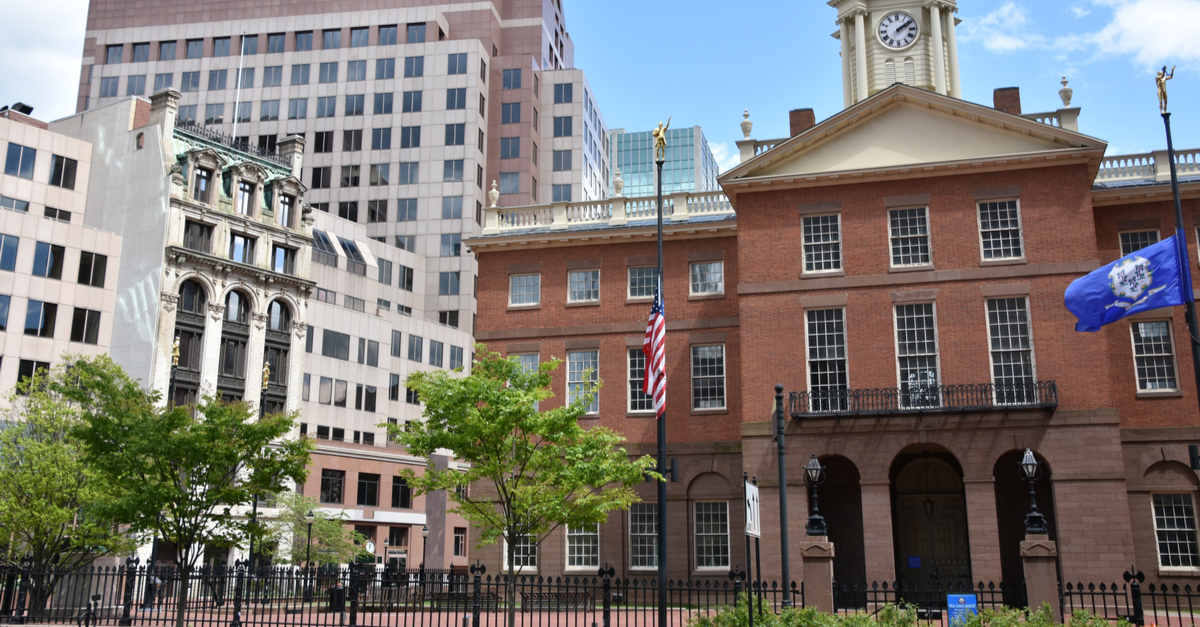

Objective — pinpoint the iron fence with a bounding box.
[0,560,802,627]
[832,580,1023,620]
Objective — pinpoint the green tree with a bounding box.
[60,356,313,627]
[0,360,135,616]
[385,345,655,627]
[263,491,370,566]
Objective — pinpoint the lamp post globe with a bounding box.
[803,455,827,537]
[1020,448,1049,535]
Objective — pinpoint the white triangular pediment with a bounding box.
[759,103,1064,177]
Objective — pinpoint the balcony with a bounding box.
[480,190,734,236]
[788,381,1057,422]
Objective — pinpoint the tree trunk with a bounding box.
[505,539,517,627]
[174,564,190,627]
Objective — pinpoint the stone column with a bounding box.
[799,537,835,613]
[840,19,853,108]
[246,310,269,410]
[928,3,947,95]
[860,481,896,583]
[853,11,869,103]
[964,477,1003,584]
[945,8,961,98]
[155,290,181,400]
[286,318,307,415]
[200,302,225,396]
[669,192,690,222]
[1021,535,1061,621]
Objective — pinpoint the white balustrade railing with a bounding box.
[688,192,732,214]
[1024,112,1062,127]
[1097,154,1157,182]
[566,201,612,223]
[498,207,552,228]
[1175,149,1200,177]
[754,140,781,155]
[483,190,734,235]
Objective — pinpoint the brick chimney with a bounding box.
[789,108,816,136]
[993,87,1022,115]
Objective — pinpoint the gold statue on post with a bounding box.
[1157,65,1175,113]
[171,336,181,367]
[262,362,271,391]
[652,116,671,162]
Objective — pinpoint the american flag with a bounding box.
[642,277,666,419]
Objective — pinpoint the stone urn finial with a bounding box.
[614,168,624,197]
[488,180,500,208]
[1058,77,1073,108]
[741,109,753,139]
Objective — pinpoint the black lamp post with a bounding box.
[1020,449,1048,535]
[419,525,429,594]
[303,510,315,602]
[803,455,827,537]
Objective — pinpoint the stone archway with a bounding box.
[890,446,972,588]
[818,455,867,587]
[994,449,1058,605]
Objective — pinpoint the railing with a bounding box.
[1023,111,1062,127]
[788,381,1057,420]
[754,139,785,155]
[174,120,291,168]
[482,190,731,236]
[833,580,1022,617]
[1060,581,1131,621]
[1098,154,1157,182]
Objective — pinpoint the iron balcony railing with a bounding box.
[175,119,292,167]
[789,381,1057,420]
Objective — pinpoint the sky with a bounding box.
[1,0,1198,173]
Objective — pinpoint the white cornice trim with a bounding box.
[314,443,427,466]
[466,221,738,252]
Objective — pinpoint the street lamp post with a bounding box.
[1019,449,1048,535]
[803,455,827,537]
[419,525,429,596]
[303,511,315,602]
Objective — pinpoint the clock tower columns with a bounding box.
[830,0,961,107]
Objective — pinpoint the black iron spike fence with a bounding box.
[832,580,1024,620]
[0,562,804,627]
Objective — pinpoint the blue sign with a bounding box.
[947,594,978,626]
[906,556,921,568]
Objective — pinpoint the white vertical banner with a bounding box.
[745,481,761,538]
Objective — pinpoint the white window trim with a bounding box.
[975,198,1026,262]
[1151,492,1200,570]
[564,524,599,572]
[983,296,1039,403]
[800,213,843,276]
[1129,319,1181,393]
[627,266,657,300]
[1119,229,1162,256]
[500,534,538,574]
[628,503,658,571]
[692,500,730,571]
[803,307,850,401]
[508,273,541,307]
[567,349,599,415]
[567,268,601,303]
[891,302,943,405]
[688,260,725,295]
[627,347,655,415]
[886,205,934,269]
[690,343,727,411]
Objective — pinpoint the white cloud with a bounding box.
[0,0,89,122]
[1089,0,1200,67]
[1069,3,1092,17]
[709,142,741,174]
[961,2,1046,53]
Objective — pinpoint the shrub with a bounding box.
[689,598,1128,627]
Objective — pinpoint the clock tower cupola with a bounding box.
[830,0,961,107]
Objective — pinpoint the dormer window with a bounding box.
[193,168,213,204]
[237,180,255,215]
[278,194,294,228]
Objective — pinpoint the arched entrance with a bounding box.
[818,456,867,586]
[890,446,972,588]
[994,450,1058,606]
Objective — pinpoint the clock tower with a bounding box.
[829,0,961,107]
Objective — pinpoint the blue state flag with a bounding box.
[1065,230,1193,332]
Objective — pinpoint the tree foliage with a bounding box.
[385,345,655,627]
[60,355,313,627]
[263,491,370,566]
[0,359,136,615]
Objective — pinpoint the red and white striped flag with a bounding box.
[642,277,666,419]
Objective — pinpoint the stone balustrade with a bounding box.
[1096,147,1200,184]
[481,190,735,235]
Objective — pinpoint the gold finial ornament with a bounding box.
[1157,65,1175,113]
[171,336,181,367]
[652,116,672,162]
[262,362,270,391]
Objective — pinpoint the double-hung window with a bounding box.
[628,349,653,412]
[978,200,1025,260]
[987,297,1037,403]
[689,261,723,295]
[1132,320,1179,392]
[566,524,599,569]
[802,214,842,273]
[567,350,598,413]
[509,274,540,306]
[568,269,599,303]
[889,207,931,267]
[1153,493,1200,568]
[694,502,729,569]
[507,535,537,570]
[628,267,658,299]
[1121,230,1160,256]
[895,303,940,408]
[806,309,848,411]
[630,503,657,569]
[691,345,726,410]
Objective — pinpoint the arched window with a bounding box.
[225,290,250,324]
[268,300,291,331]
[179,279,207,314]
[136,133,145,150]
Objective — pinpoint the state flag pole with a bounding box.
[655,152,667,627]
[1160,90,1200,416]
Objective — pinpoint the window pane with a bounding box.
[802,215,842,272]
[1154,493,1200,567]
[694,502,729,568]
[979,200,1024,259]
[895,303,939,408]
[1133,320,1178,392]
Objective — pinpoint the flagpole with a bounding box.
[655,152,667,627]
[1161,109,1200,415]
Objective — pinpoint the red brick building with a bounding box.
[465,79,1200,592]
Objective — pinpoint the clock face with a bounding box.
[878,12,919,49]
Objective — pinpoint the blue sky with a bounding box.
[2,0,1197,171]
[568,0,1200,170]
